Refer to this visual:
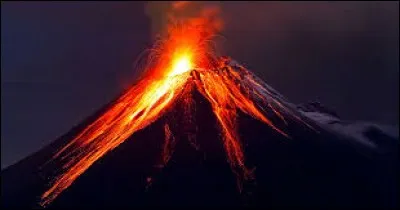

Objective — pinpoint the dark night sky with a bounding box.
[1,1,398,169]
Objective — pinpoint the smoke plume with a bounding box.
[145,1,223,39]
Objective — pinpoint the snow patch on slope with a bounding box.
[299,108,398,150]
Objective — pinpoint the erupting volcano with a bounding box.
[2,2,398,209]
[39,8,315,206]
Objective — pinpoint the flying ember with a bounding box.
[39,2,313,207]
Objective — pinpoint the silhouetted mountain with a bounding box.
[2,67,398,209]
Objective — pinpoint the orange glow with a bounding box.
[40,3,313,207]
[169,53,193,77]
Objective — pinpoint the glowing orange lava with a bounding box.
[39,3,313,207]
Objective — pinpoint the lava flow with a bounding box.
[39,3,312,207]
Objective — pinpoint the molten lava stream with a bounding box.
[40,43,198,207]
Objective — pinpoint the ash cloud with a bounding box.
[145,1,223,39]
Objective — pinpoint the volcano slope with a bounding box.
[1,62,398,209]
